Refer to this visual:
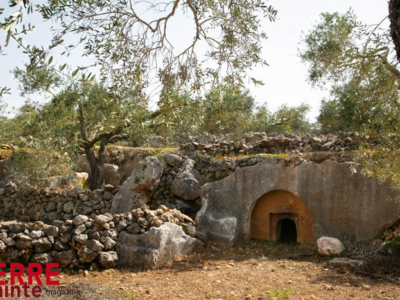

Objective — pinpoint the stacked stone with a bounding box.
[179,131,360,156]
[152,153,300,214]
[114,204,196,237]
[379,220,400,248]
[0,217,118,270]
[0,183,118,222]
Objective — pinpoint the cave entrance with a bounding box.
[277,218,297,243]
[250,190,314,245]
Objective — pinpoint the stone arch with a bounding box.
[250,189,313,244]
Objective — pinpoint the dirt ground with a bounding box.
[21,241,398,300]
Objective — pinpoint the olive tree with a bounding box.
[13,65,149,190]
[1,0,277,188]
[300,10,400,189]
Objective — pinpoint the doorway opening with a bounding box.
[277,218,297,243]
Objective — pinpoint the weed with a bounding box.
[134,176,140,184]
[385,236,400,249]
[267,287,295,299]
[206,292,218,298]
[82,179,89,189]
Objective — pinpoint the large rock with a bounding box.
[164,153,183,167]
[317,237,345,255]
[104,164,121,186]
[54,250,76,268]
[117,223,202,269]
[170,159,201,201]
[98,251,118,269]
[111,157,163,214]
[259,137,291,148]
[196,213,238,245]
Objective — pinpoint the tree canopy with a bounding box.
[300,10,400,189]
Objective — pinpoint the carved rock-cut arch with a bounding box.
[250,189,313,244]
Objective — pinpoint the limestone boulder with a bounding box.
[98,251,118,269]
[117,223,202,269]
[164,153,183,167]
[196,213,238,246]
[170,159,201,201]
[111,156,163,214]
[317,237,345,255]
[104,164,121,186]
[170,171,201,201]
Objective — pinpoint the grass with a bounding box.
[267,287,295,299]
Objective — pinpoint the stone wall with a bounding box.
[0,203,196,270]
[179,131,360,156]
[0,183,117,222]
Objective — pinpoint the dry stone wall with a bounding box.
[178,131,361,156]
[0,183,117,222]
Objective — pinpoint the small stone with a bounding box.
[94,215,112,227]
[44,225,59,238]
[103,237,116,251]
[0,241,6,252]
[17,234,32,241]
[86,240,104,252]
[33,221,45,230]
[33,237,52,253]
[126,223,141,234]
[362,284,371,290]
[60,233,72,244]
[73,215,89,226]
[29,230,42,239]
[73,224,86,235]
[74,234,88,244]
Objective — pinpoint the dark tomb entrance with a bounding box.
[277,218,297,243]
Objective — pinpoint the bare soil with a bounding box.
[32,241,400,300]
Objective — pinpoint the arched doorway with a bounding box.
[250,190,313,244]
[277,218,297,243]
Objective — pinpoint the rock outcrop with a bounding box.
[111,157,163,214]
[170,159,201,201]
[117,222,202,269]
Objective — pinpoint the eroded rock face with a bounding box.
[317,237,345,255]
[111,157,163,214]
[117,223,202,269]
[195,160,400,246]
[170,159,201,201]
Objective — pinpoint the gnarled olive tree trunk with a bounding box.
[84,137,110,190]
[390,0,400,63]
